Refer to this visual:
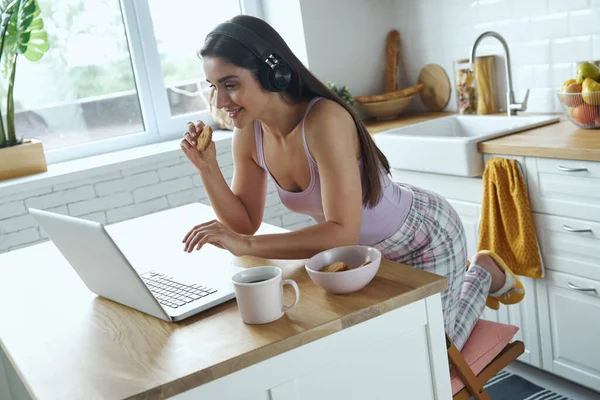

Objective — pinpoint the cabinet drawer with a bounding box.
[526,158,600,222]
[533,213,600,281]
[538,271,600,392]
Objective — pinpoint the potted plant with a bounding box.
[0,0,49,181]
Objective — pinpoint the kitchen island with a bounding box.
[0,203,450,400]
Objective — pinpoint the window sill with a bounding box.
[0,130,233,197]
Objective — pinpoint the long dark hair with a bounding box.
[199,15,391,209]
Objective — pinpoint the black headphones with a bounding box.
[206,22,292,92]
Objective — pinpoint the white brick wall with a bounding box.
[396,0,600,113]
[0,139,313,254]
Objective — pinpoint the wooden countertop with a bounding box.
[364,112,600,162]
[0,204,447,400]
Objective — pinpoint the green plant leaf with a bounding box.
[4,0,49,62]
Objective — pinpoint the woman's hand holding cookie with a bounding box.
[181,120,217,170]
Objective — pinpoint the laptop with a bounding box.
[29,207,245,322]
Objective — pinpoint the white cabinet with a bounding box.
[537,270,600,393]
[533,213,600,281]
[526,157,600,222]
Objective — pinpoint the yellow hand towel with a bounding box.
[477,158,544,279]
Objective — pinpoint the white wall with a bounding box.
[394,0,600,113]
[299,0,398,97]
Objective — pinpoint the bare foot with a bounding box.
[471,252,506,293]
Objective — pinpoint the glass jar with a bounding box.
[453,58,477,114]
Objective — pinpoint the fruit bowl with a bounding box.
[557,91,600,129]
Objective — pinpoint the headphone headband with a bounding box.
[207,22,273,63]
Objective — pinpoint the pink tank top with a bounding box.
[254,97,413,245]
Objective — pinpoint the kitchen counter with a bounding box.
[365,112,600,162]
[0,203,449,400]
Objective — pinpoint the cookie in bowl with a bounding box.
[305,245,381,294]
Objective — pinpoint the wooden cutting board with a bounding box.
[417,64,451,111]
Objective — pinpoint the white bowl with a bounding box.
[305,245,381,294]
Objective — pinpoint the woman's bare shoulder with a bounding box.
[304,98,358,150]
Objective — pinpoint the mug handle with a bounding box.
[281,279,300,312]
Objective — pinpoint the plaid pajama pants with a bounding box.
[372,184,491,351]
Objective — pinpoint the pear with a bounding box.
[581,78,600,105]
[576,62,600,84]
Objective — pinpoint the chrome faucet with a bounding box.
[470,31,529,116]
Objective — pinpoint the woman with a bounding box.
[180,15,524,350]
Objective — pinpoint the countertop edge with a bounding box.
[130,276,448,399]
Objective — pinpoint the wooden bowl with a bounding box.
[357,95,414,120]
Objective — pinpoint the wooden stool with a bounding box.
[447,319,525,400]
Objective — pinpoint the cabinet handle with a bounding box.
[568,282,598,293]
[557,166,588,172]
[563,225,593,234]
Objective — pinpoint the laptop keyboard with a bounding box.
[141,271,217,309]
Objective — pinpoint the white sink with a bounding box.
[372,115,560,177]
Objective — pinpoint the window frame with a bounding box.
[43,0,262,165]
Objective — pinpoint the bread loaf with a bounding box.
[385,30,400,93]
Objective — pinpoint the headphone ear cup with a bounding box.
[258,64,277,92]
[272,63,292,92]
[258,60,292,92]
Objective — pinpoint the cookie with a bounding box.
[196,125,213,152]
[321,261,350,273]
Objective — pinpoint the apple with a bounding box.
[560,81,583,107]
[572,103,598,125]
[576,62,600,84]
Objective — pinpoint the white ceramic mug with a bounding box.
[231,266,300,324]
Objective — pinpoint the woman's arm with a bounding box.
[245,100,363,259]
[198,123,268,235]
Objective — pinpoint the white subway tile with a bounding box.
[0,214,37,233]
[509,0,548,18]
[264,216,283,227]
[490,18,532,43]
[593,35,600,59]
[95,171,160,196]
[532,65,552,88]
[552,36,593,64]
[0,201,26,220]
[478,0,510,22]
[106,197,169,224]
[80,212,107,225]
[25,186,96,210]
[552,63,578,87]
[69,192,134,217]
[192,175,203,188]
[0,186,53,205]
[570,9,600,36]
[531,13,569,40]
[52,171,121,192]
[0,227,40,252]
[265,191,281,207]
[282,212,311,226]
[167,188,207,208]
[47,205,69,215]
[133,177,193,203]
[7,238,46,252]
[222,165,234,180]
[157,163,197,181]
[515,66,534,93]
[120,157,181,177]
[525,88,555,112]
[511,40,551,65]
[217,150,234,167]
[549,0,590,13]
[263,203,290,220]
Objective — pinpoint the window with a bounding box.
[6,0,261,164]
[148,0,241,117]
